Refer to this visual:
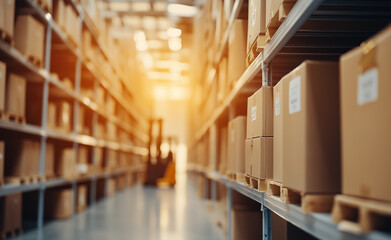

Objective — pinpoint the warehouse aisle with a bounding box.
[14,175,223,240]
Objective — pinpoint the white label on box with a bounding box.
[289,76,301,114]
[251,106,257,121]
[358,68,378,106]
[275,97,280,116]
[251,2,256,26]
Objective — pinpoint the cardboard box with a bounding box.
[55,0,66,30]
[273,81,283,183]
[107,178,116,197]
[77,106,84,134]
[245,137,273,179]
[0,193,22,234]
[107,122,116,141]
[45,143,55,178]
[0,61,6,112]
[266,0,296,28]
[47,102,57,130]
[55,148,76,179]
[1,0,15,38]
[5,74,26,117]
[282,61,340,194]
[247,0,266,53]
[272,212,318,240]
[246,86,273,138]
[106,95,115,115]
[5,139,40,178]
[340,25,391,202]
[106,150,117,169]
[77,146,89,175]
[45,188,73,219]
[231,209,262,240]
[218,126,228,174]
[218,57,228,104]
[228,20,247,89]
[65,4,80,46]
[56,101,71,132]
[14,15,45,65]
[0,142,3,185]
[77,185,87,213]
[227,116,246,175]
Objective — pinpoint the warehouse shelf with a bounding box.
[194,170,391,240]
[0,120,45,137]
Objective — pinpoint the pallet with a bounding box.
[226,173,245,183]
[27,55,43,68]
[266,0,297,42]
[4,113,26,124]
[0,227,23,239]
[266,180,283,197]
[246,34,268,66]
[332,195,391,234]
[0,29,13,45]
[244,174,267,192]
[281,187,334,213]
[5,175,45,185]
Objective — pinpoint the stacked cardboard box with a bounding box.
[228,20,248,90]
[77,185,87,213]
[227,117,246,180]
[55,0,80,46]
[45,188,73,219]
[107,178,116,197]
[0,193,22,234]
[77,146,89,175]
[281,61,340,194]
[0,0,15,39]
[45,143,55,179]
[247,0,266,59]
[273,81,283,183]
[47,102,57,130]
[5,74,26,118]
[14,15,45,66]
[231,209,262,240]
[245,87,273,180]
[218,127,228,174]
[340,26,391,202]
[56,101,72,132]
[55,148,76,179]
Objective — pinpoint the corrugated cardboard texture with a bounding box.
[5,139,40,178]
[252,137,273,179]
[246,87,273,138]
[5,74,26,117]
[247,0,266,53]
[0,62,5,111]
[228,20,248,89]
[231,209,262,240]
[0,193,22,233]
[282,61,340,194]
[14,15,45,63]
[227,116,247,175]
[45,188,74,219]
[341,26,391,202]
[1,0,15,38]
[273,81,283,183]
[55,148,76,178]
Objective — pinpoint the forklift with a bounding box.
[144,118,176,186]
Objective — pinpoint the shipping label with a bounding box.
[358,68,378,106]
[289,76,301,114]
[251,106,257,121]
[275,96,280,116]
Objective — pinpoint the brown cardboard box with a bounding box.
[228,20,247,88]
[95,147,104,170]
[14,15,45,65]
[245,137,273,179]
[96,86,105,106]
[282,61,340,194]
[272,212,318,240]
[0,62,6,112]
[0,142,3,185]
[56,101,71,132]
[77,107,84,134]
[231,209,262,240]
[5,139,40,178]
[107,122,116,141]
[0,193,22,234]
[246,86,273,138]
[340,26,391,202]
[107,178,116,197]
[77,185,87,212]
[5,74,26,117]
[247,0,266,53]
[106,95,115,115]
[56,148,76,179]
[77,146,89,175]
[65,4,80,46]
[266,0,296,28]
[47,102,57,130]
[106,150,117,169]
[1,0,15,38]
[55,0,66,30]
[218,57,228,104]
[218,126,228,174]
[45,143,55,178]
[273,81,283,183]
[45,188,73,219]
[227,116,246,175]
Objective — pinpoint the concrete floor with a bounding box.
[14,175,224,240]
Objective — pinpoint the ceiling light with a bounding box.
[168,37,182,51]
[167,4,197,17]
[167,27,181,38]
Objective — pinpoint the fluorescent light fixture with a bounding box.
[132,2,151,12]
[168,37,182,51]
[153,86,189,100]
[167,27,181,38]
[167,4,197,17]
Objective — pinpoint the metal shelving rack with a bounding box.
[189,0,391,239]
[0,0,148,229]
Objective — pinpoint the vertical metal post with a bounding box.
[37,23,52,229]
[227,187,233,240]
[262,62,270,87]
[261,203,272,240]
[90,177,97,205]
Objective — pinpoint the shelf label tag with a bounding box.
[275,96,280,116]
[289,76,301,114]
[358,68,378,106]
[251,106,257,121]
